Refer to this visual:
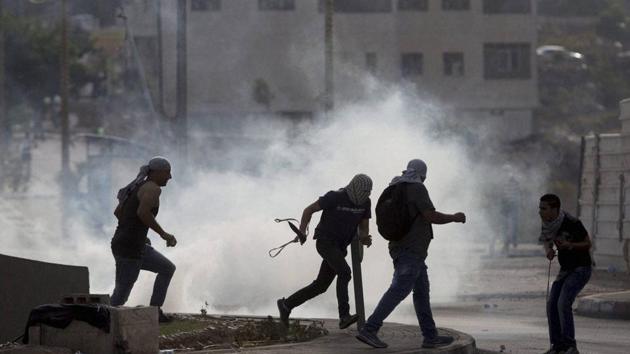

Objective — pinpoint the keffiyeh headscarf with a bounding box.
[116,156,171,203]
[539,209,566,243]
[389,159,427,186]
[345,174,373,206]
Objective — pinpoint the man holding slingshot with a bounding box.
[277,174,373,329]
[539,194,592,354]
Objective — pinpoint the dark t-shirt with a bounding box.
[389,183,435,261]
[314,190,371,248]
[556,215,592,270]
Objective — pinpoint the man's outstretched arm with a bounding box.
[422,209,466,225]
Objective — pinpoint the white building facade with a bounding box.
[127,0,538,141]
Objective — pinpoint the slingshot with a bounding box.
[269,218,308,258]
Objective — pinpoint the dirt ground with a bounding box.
[159,314,328,351]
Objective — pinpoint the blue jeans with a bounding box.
[363,249,438,339]
[110,244,176,307]
[547,266,591,350]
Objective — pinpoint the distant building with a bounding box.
[126,0,538,141]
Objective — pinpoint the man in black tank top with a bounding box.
[539,194,592,354]
[110,157,177,323]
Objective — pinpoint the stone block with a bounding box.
[0,345,74,354]
[30,306,158,354]
[61,293,111,305]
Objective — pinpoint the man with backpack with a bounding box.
[277,174,373,330]
[356,159,466,349]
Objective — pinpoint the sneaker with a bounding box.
[356,329,388,348]
[563,347,579,354]
[422,335,454,348]
[277,298,291,327]
[158,309,173,323]
[339,314,359,329]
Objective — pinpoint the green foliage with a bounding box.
[538,0,610,17]
[596,0,630,43]
[0,13,98,107]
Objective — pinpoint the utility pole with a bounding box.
[324,0,334,113]
[156,0,164,115]
[0,0,7,175]
[60,0,70,236]
[176,0,187,170]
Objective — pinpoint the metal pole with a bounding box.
[156,0,164,115]
[60,0,70,236]
[350,232,365,329]
[324,0,334,113]
[619,173,625,242]
[0,0,7,176]
[176,0,188,168]
[576,136,585,217]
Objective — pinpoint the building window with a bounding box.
[483,0,531,14]
[366,52,377,74]
[259,0,295,11]
[398,0,429,11]
[398,0,428,11]
[191,0,221,11]
[444,52,464,76]
[318,0,392,13]
[442,0,470,10]
[484,43,531,79]
[401,53,423,78]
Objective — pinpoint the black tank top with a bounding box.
[111,181,159,259]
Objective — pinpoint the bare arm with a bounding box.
[137,184,176,246]
[422,210,466,225]
[543,240,555,260]
[358,218,372,247]
[299,201,322,234]
[556,234,592,252]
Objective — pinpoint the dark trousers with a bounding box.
[363,249,438,340]
[285,239,352,318]
[110,244,176,307]
[547,266,591,350]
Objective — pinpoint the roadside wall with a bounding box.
[0,254,89,343]
[579,99,630,273]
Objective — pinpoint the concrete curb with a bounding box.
[188,319,476,354]
[576,291,630,320]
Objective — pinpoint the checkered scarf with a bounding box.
[345,174,372,206]
[539,209,566,242]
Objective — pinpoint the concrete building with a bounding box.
[125,0,538,141]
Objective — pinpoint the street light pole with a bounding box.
[324,0,334,113]
[0,0,7,170]
[176,0,188,170]
[60,0,70,236]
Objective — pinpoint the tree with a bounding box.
[1,14,98,109]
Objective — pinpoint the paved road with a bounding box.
[395,245,630,354]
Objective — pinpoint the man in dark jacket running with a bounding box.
[357,159,466,349]
[110,156,177,323]
[277,174,373,329]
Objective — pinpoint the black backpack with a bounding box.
[375,183,414,241]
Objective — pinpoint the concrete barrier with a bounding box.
[0,254,89,343]
[29,307,158,354]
